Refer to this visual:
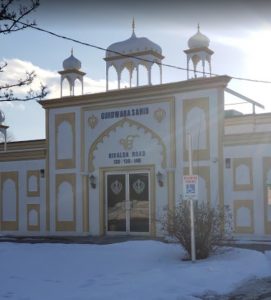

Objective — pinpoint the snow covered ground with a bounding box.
[0,240,270,300]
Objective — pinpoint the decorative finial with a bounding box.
[71,48,73,55]
[197,23,200,32]
[132,17,135,34]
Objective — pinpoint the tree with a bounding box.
[161,199,232,260]
[0,0,48,102]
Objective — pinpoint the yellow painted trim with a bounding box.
[183,97,210,161]
[233,158,253,191]
[224,132,271,146]
[233,200,254,234]
[170,99,176,168]
[55,112,76,170]
[99,168,105,236]
[80,108,84,172]
[39,75,231,109]
[88,118,167,173]
[99,165,156,237]
[0,172,19,231]
[27,170,40,197]
[217,88,225,214]
[82,174,89,232]
[105,49,164,61]
[263,157,271,234]
[46,109,50,231]
[27,204,40,231]
[0,139,45,152]
[55,173,76,231]
[0,149,46,162]
[225,112,271,126]
[81,97,174,174]
[167,170,175,213]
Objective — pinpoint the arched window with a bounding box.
[236,206,251,227]
[2,179,16,221]
[236,165,250,185]
[29,209,38,226]
[61,78,70,97]
[28,175,38,192]
[186,107,207,151]
[57,121,73,160]
[57,181,73,221]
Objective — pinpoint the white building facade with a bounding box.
[0,25,270,238]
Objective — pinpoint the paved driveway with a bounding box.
[200,276,271,299]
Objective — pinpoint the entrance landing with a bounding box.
[0,235,165,245]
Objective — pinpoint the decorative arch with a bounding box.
[236,164,250,185]
[55,173,76,231]
[236,206,251,227]
[28,175,38,192]
[234,200,254,233]
[185,106,207,151]
[29,209,39,226]
[27,204,40,231]
[121,61,135,73]
[55,113,75,169]
[88,117,167,172]
[233,158,253,191]
[2,178,17,221]
[57,120,73,160]
[57,181,74,221]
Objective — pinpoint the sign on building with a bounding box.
[183,175,198,200]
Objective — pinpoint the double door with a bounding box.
[106,172,150,234]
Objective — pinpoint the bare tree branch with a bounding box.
[0,70,35,90]
[0,0,39,34]
[0,84,47,101]
[0,0,48,102]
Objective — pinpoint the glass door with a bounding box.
[106,171,150,234]
[129,173,149,233]
[107,174,126,232]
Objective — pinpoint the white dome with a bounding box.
[106,31,162,58]
[0,110,5,124]
[63,50,81,70]
[188,26,210,49]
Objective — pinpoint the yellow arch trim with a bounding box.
[88,117,167,172]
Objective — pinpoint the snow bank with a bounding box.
[0,241,270,299]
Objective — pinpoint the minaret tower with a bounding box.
[58,49,86,97]
[104,20,164,91]
[0,109,9,151]
[184,25,214,79]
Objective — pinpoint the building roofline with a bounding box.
[39,75,231,109]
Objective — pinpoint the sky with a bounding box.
[1,0,271,141]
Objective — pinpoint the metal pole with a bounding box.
[188,133,196,262]
[4,129,7,152]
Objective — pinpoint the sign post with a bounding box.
[183,133,197,262]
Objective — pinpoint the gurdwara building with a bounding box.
[0,24,271,238]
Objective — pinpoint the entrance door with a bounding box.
[106,172,150,234]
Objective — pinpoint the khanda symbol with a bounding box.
[119,135,139,150]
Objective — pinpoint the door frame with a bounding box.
[99,165,156,237]
[105,171,151,235]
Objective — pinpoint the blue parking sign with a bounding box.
[183,175,198,200]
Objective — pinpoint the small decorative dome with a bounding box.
[188,25,210,49]
[63,49,81,70]
[106,20,162,58]
[0,109,5,124]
